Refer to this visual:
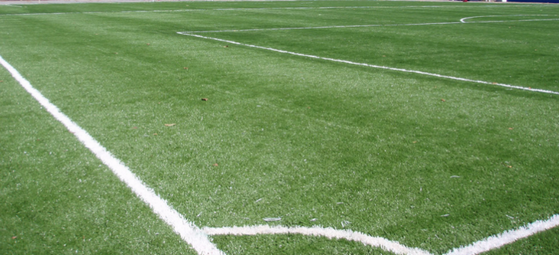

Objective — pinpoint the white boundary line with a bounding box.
[182,21,463,33]
[0,6,460,17]
[177,33,559,96]
[444,214,559,255]
[181,17,559,33]
[465,18,559,24]
[460,14,556,23]
[0,54,224,255]
[0,5,523,17]
[203,225,433,255]
[201,214,559,255]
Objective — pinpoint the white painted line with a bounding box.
[203,213,559,255]
[177,33,559,96]
[460,14,556,23]
[0,4,540,17]
[0,6,445,17]
[0,54,223,255]
[203,225,433,255]
[444,214,559,255]
[181,21,463,33]
[211,6,452,11]
[468,18,559,24]
[181,15,559,33]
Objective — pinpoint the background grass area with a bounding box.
[1,1,558,254]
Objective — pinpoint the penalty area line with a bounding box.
[0,5,511,17]
[180,21,463,33]
[444,214,559,255]
[177,33,559,96]
[179,15,559,33]
[460,14,558,23]
[203,225,432,255]
[202,214,559,255]
[0,54,223,255]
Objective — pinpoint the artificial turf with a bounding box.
[0,66,197,254]
[1,1,558,254]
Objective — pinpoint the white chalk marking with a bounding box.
[181,15,559,33]
[0,54,223,255]
[470,18,559,24]
[177,33,559,96]
[460,14,557,23]
[0,4,542,17]
[203,214,559,254]
[444,214,559,255]
[203,225,432,255]
[180,21,463,33]
[0,6,446,17]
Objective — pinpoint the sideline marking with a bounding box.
[0,4,542,17]
[181,17,559,33]
[0,54,223,255]
[444,214,559,255]
[178,33,559,96]
[204,225,432,255]
[181,21,463,33]
[460,14,557,23]
[0,6,458,16]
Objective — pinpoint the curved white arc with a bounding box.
[178,33,559,96]
[0,55,223,255]
[204,225,432,255]
[444,214,559,255]
[460,14,552,23]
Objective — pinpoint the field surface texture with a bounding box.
[1,1,558,254]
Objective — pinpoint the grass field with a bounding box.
[1,0,559,254]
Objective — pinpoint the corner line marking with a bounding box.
[0,54,224,255]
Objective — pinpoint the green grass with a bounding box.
[212,234,397,254]
[1,1,558,254]
[485,226,559,255]
[0,67,197,254]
